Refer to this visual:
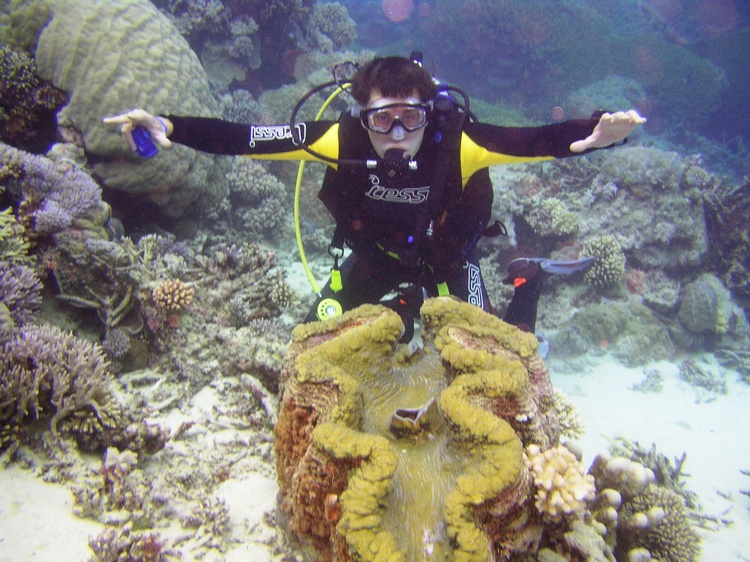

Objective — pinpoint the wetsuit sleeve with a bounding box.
[461,117,605,179]
[165,115,339,161]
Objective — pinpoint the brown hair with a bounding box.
[350,56,437,106]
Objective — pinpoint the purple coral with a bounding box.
[0,142,103,236]
[0,262,42,327]
[0,324,116,443]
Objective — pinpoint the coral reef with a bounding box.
[581,235,626,290]
[307,2,358,52]
[2,0,231,216]
[0,324,120,454]
[0,141,108,238]
[152,279,195,312]
[527,197,579,239]
[678,358,727,395]
[678,273,734,336]
[549,301,674,367]
[552,389,586,439]
[587,450,700,562]
[226,157,290,241]
[0,261,42,331]
[614,483,701,562]
[0,44,67,152]
[525,444,596,520]
[630,368,664,393]
[701,174,750,312]
[0,206,33,265]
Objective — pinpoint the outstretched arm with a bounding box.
[569,110,646,152]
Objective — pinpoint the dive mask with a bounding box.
[360,103,431,134]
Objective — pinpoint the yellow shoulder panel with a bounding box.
[459,132,554,186]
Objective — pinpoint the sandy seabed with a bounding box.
[1,353,749,562]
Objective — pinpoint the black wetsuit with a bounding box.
[167,112,601,332]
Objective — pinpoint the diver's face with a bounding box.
[364,90,428,159]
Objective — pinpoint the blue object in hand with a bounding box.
[132,125,158,158]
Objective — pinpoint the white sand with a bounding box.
[550,355,750,561]
[1,355,748,561]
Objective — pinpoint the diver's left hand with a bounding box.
[569,110,646,153]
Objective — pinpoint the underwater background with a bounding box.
[1,0,749,560]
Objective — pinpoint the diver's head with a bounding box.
[350,56,437,106]
[352,57,436,159]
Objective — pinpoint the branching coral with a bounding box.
[0,261,42,329]
[552,389,585,439]
[0,324,120,454]
[0,207,33,265]
[0,141,106,237]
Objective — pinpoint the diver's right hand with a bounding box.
[103,109,173,152]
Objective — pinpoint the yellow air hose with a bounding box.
[293,84,349,296]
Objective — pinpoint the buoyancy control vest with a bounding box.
[318,109,496,280]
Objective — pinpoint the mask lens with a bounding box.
[362,104,428,133]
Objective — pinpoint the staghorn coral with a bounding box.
[678,358,727,395]
[581,234,626,290]
[0,324,120,454]
[275,298,562,561]
[152,278,194,312]
[525,444,596,521]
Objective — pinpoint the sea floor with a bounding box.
[1,352,748,561]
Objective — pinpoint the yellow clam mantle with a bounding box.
[274,298,560,561]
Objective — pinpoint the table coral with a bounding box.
[275,298,564,561]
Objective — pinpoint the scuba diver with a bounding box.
[104,55,645,343]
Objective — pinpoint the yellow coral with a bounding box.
[152,279,194,311]
[525,444,595,520]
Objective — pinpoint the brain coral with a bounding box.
[275,298,562,562]
[2,0,230,216]
[678,273,733,335]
